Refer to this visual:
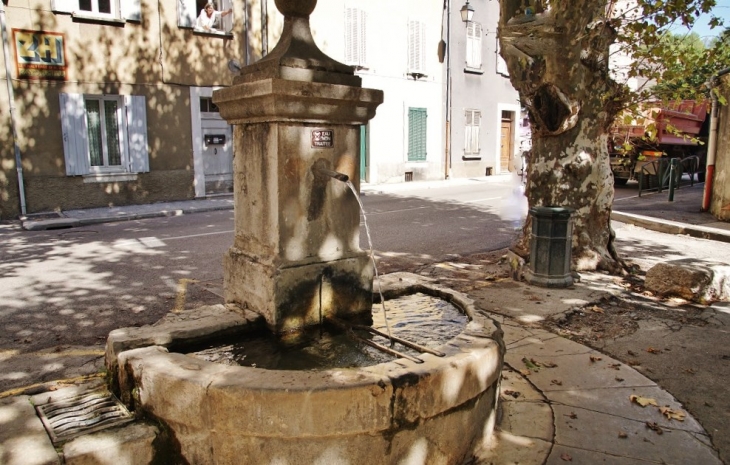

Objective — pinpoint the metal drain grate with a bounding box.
[36,390,134,444]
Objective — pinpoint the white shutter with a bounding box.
[466,22,482,69]
[178,0,197,28]
[496,38,509,75]
[358,10,367,66]
[345,7,366,66]
[472,111,481,152]
[125,95,150,173]
[465,110,481,154]
[408,20,425,74]
[345,7,354,63]
[59,93,90,176]
[122,0,142,21]
[51,0,76,13]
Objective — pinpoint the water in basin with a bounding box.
[186,292,468,370]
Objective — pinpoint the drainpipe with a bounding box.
[0,1,26,216]
[444,0,452,179]
[702,67,730,212]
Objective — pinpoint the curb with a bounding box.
[612,211,730,243]
[22,205,234,231]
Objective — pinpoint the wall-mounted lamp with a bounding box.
[460,0,474,22]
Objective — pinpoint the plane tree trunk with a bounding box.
[499,0,626,272]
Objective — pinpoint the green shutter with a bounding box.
[408,107,427,161]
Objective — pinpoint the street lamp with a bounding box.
[460,0,474,22]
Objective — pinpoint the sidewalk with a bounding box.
[4,178,728,464]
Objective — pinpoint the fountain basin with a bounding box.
[105,273,504,464]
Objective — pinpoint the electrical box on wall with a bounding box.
[205,134,226,145]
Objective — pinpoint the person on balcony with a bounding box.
[195,3,232,33]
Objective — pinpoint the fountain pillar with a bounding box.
[213,0,383,332]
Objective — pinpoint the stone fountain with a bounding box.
[104,1,505,463]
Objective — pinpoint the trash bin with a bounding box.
[524,206,574,288]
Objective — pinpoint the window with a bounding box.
[85,96,123,169]
[179,0,233,34]
[51,0,140,22]
[79,0,113,16]
[465,109,481,155]
[345,7,367,68]
[199,97,220,113]
[466,22,482,70]
[60,93,149,178]
[496,38,509,76]
[407,107,427,162]
[408,20,426,76]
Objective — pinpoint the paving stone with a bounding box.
[0,396,59,465]
[498,400,553,441]
[475,433,552,465]
[63,422,158,465]
[505,339,656,392]
[548,385,706,435]
[500,369,545,402]
[552,404,722,464]
[546,445,658,464]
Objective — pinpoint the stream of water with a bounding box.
[345,180,393,342]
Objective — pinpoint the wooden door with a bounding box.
[500,121,513,172]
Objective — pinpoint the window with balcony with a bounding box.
[59,93,149,181]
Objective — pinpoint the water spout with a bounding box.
[315,167,349,183]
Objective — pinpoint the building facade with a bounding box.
[443,0,521,179]
[0,0,251,219]
[1,0,522,220]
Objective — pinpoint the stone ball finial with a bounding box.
[274,0,317,18]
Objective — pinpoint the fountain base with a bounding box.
[105,273,505,464]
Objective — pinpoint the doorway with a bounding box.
[191,87,233,197]
[500,111,515,173]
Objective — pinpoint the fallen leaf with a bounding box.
[628,350,637,356]
[551,379,563,386]
[542,361,558,368]
[618,431,628,439]
[560,452,573,461]
[590,355,602,362]
[683,368,696,375]
[565,412,578,419]
[503,390,521,399]
[519,369,531,376]
[647,347,662,354]
[609,363,622,370]
[645,421,664,435]
[630,395,658,407]
[659,406,686,421]
[616,377,625,382]
[628,360,640,366]
[589,305,604,313]
[522,357,540,372]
